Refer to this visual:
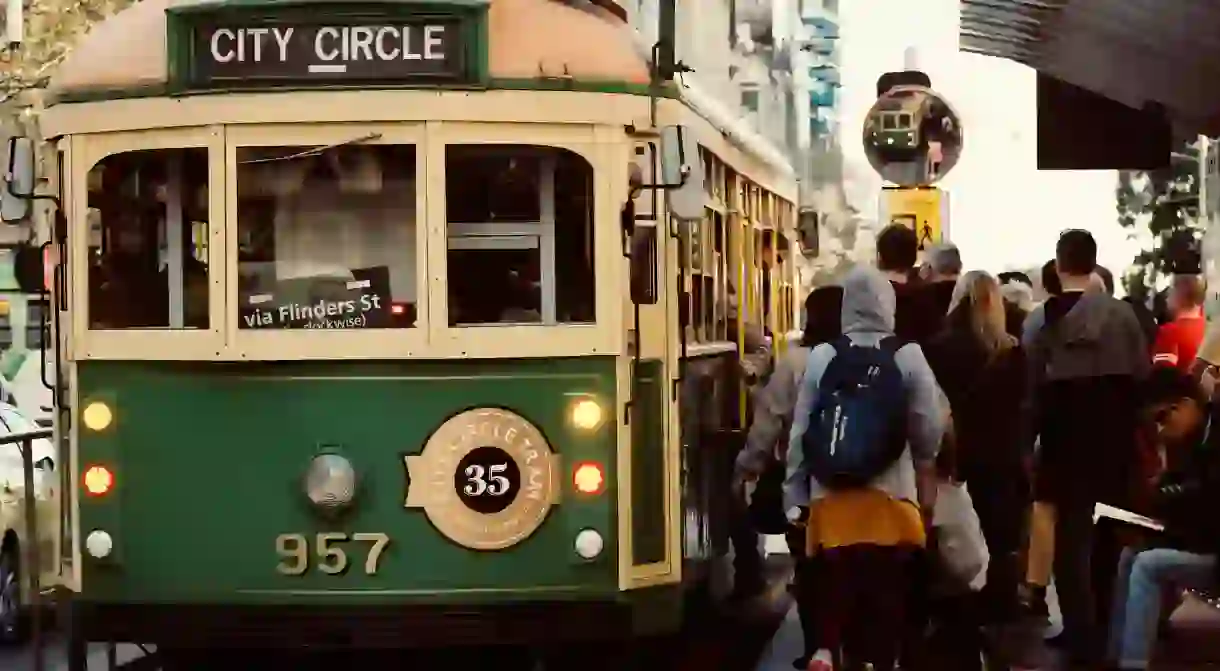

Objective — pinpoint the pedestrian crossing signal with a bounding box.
[878,186,949,254]
[918,222,935,251]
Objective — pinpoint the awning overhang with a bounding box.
[961,0,1220,139]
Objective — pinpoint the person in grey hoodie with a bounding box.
[784,266,945,520]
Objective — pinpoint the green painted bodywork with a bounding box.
[630,358,665,566]
[76,357,620,605]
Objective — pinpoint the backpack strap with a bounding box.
[830,335,852,356]
[878,335,909,354]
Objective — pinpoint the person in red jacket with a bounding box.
[1152,274,1206,371]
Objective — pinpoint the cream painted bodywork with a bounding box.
[44,87,798,595]
[45,0,650,104]
[25,0,796,603]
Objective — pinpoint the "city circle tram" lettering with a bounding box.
[404,408,561,551]
[190,19,465,85]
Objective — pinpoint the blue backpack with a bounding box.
[802,336,910,489]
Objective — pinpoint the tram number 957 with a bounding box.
[463,464,510,497]
[275,532,390,576]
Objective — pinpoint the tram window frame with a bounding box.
[233,144,421,332]
[442,144,596,328]
[71,127,226,361]
[223,124,428,361]
[85,148,211,332]
[431,129,612,359]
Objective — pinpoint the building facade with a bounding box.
[797,0,841,187]
[623,0,848,295]
[624,0,841,200]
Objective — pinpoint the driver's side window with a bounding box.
[444,145,595,326]
[85,148,210,331]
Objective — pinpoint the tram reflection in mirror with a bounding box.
[863,86,963,187]
[2,136,35,223]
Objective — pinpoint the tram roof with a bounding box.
[959,0,1220,137]
[46,0,649,103]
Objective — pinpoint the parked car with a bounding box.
[0,402,56,643]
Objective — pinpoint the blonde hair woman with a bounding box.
[924,270,1031,622]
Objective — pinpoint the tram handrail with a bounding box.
[1,426,52,671]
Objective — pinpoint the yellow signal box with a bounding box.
[877,186,950,253]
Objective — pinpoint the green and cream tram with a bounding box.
[0,0,800,664]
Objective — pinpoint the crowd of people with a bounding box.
[733,224,1220,671]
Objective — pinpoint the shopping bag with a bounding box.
[933,481,989,591]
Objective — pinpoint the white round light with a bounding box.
[304,454,357,510]
[574,528,604,560]
[85,530,113,559]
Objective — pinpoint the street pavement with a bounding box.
[0,633,149,671]
[754,536,1220,671]
[5,537,1218,671]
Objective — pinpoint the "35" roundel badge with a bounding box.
[405,408,561,550]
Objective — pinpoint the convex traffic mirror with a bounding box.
[863,86,963,187]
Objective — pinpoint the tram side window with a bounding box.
[87,149,210,330]
[235,144,418,330]
[445,145,595,326]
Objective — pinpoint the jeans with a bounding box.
[1107,547,1216,668]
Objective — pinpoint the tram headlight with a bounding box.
[82,402,113,432]
[304,454,357,510]
[574,529,604,560]
[569,398,603,431]
[85,530,113,559]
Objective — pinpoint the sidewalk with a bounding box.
[752,537,1220,670]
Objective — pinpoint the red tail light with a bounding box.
[573,462,605,495]
[83,465,114,497]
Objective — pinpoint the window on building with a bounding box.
[86,149,210,330]
[235,144,418,330]
[445,145,595,326]
[741,88,760,113]
[823,0,838,13]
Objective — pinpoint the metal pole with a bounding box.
[20,436,43,671]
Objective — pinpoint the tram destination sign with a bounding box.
[188,19,468,87]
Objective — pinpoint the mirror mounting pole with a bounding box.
[649,0,693,129]
[10,184,68,410]
[624,138,689,193]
